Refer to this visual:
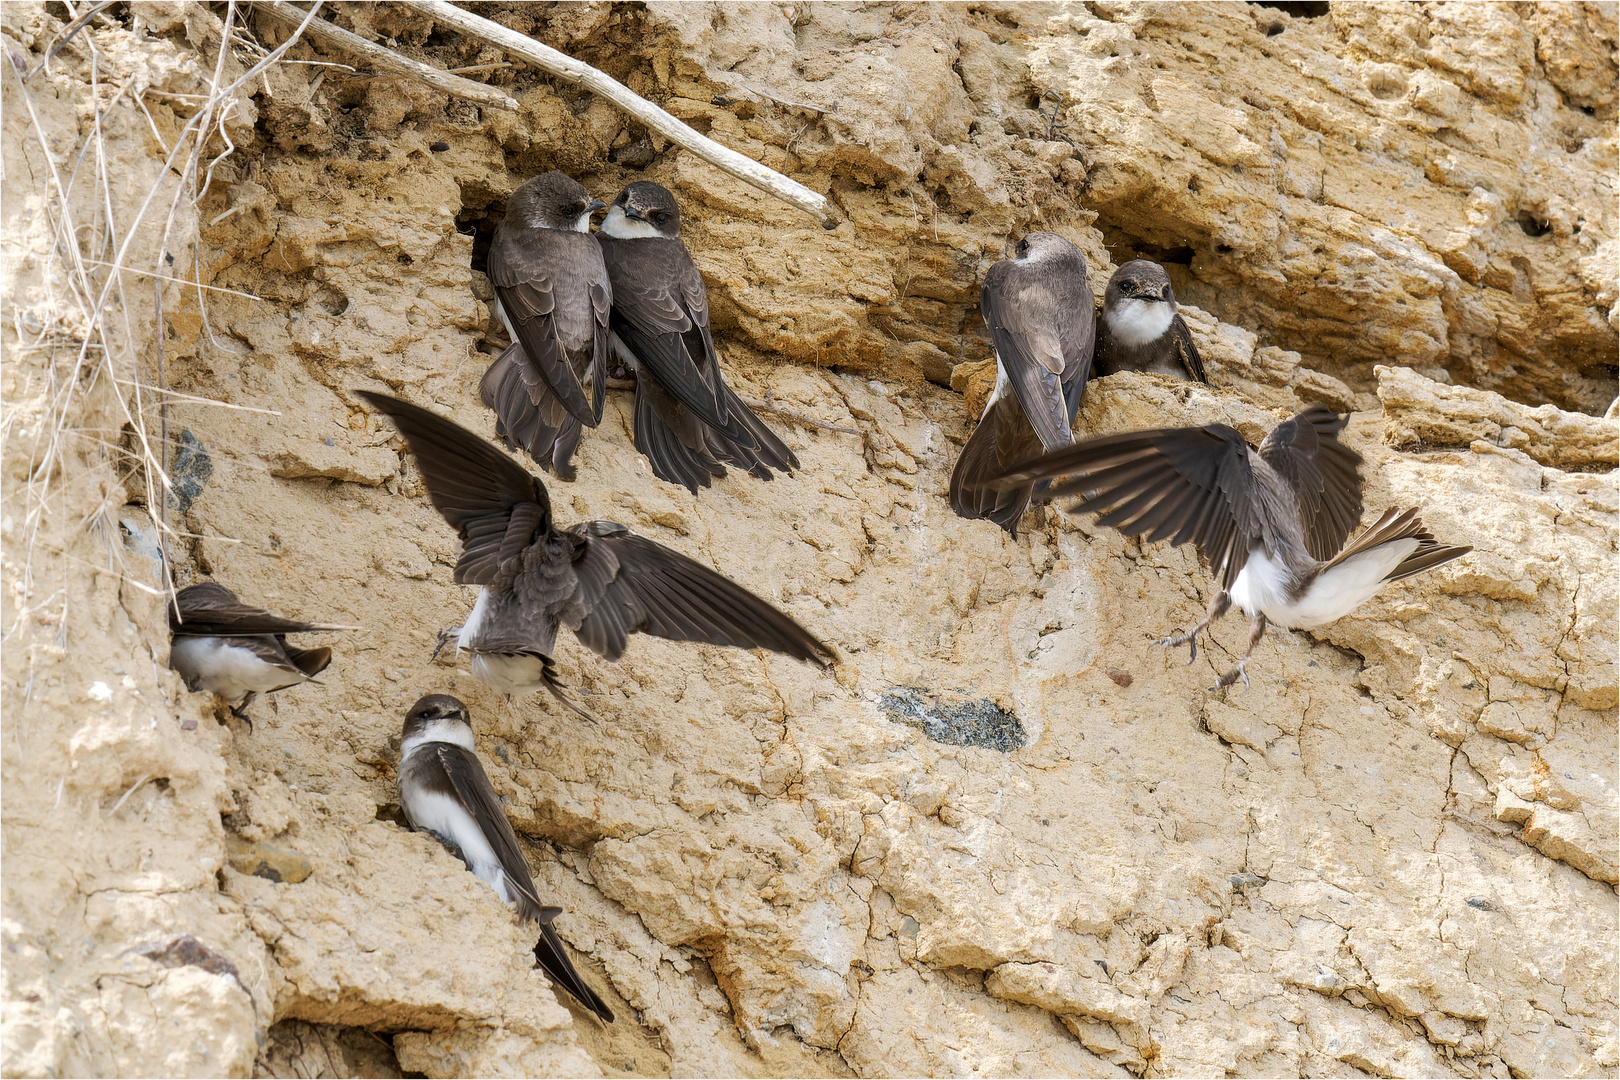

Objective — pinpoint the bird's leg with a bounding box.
[1217,614,1268,690]
[431,627,462,662]
[229,692,257,732]
[1155,591,1232,664]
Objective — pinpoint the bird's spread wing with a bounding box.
[488,228,602,426]
[1169,315,1209,384]
[171,582,336,636]
[981,266,1083,452]
[359,392,551,586]
[434,744,547,922]
[1256,405,1363,562]
[996,423,1263,589]
[563,521,834,665]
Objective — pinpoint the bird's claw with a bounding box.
[431,627,457,662]
[1153,630,1199,665]
[1216,662,1250,691]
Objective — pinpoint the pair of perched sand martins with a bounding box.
[167,172,1471,1022]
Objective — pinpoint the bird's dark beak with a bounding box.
[588,199,606,213]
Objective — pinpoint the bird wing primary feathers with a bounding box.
[599,238,737,433]
[563,521,835,666]
[170,582,336,636]
[997,422,1264,590]
[487,227,609,427]
[1169,315,1209,384]
[979,264,1084,453]
[358,392,551,586]
[1254,405,1363,562]
[432,743,548,921]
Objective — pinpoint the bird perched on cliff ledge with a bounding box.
[480,171,611,481]
[397,693,615,1023]
[168,582,346,726]
[950,231,1096,536]
[993,405,1470,688]
[1093,260,1208,384]
[596,181,800,493]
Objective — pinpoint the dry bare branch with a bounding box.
[254,1,519,111]
[399,0,836,227]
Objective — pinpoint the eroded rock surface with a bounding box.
[3,3,1615,1079]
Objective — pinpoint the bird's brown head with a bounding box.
[1106,259,1176,307]
[507,171,604,233]
[603,181,682,239]
[402,693,473,743]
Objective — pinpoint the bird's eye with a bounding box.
[1162,286,1172,301]
[1119,282,1133,295]
[652,211,668,224]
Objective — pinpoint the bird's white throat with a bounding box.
[1105,297,1175,347]
[400,718,477,760]
[598,205,663,240]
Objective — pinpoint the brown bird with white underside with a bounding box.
[1093,260,1207,384]
[168,582,346,725]
[993,405,1471,688]
[397,693,614,1023]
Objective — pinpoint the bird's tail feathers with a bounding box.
[534,918,615,1023]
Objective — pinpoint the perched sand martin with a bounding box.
[950,231,1096,536]
[1094,260,1207,383]
[480,171,611,481]
[596,182,798,493]
[397,694,614,1022]
[360,393,833,708]
[168,582,343,724]
[994,406,1470,687]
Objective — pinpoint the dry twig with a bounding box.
[253,1,519,110]
[399,0,836,227]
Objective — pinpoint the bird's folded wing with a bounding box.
[434,744,547,922]
[1256,405,1363,562]
[997,424,1262,589]
[565,523,834,666]
[981,277,1078,452]
[171,582,337,636]
[489,231,596,425]
[949,395,1043,536]
[359,392,551,586]
[1170,316,1209,385]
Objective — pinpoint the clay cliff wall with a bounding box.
[2,2,1615,1077]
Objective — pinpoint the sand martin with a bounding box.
[950,231,1096,535]
[1094,260,1207,383]
[360,392,833,707]
[994,406,1470,687]
[596,182,798,493]
[480,171,611,481]
[168,582,343,724]
[397,694,614,1022]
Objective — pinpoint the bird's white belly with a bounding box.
[398,781,514,903]
[169,637,292,700]
[471,652,551,695]
[1231,541,1420,630]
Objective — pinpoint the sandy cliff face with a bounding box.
[2,2,1615,1078]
